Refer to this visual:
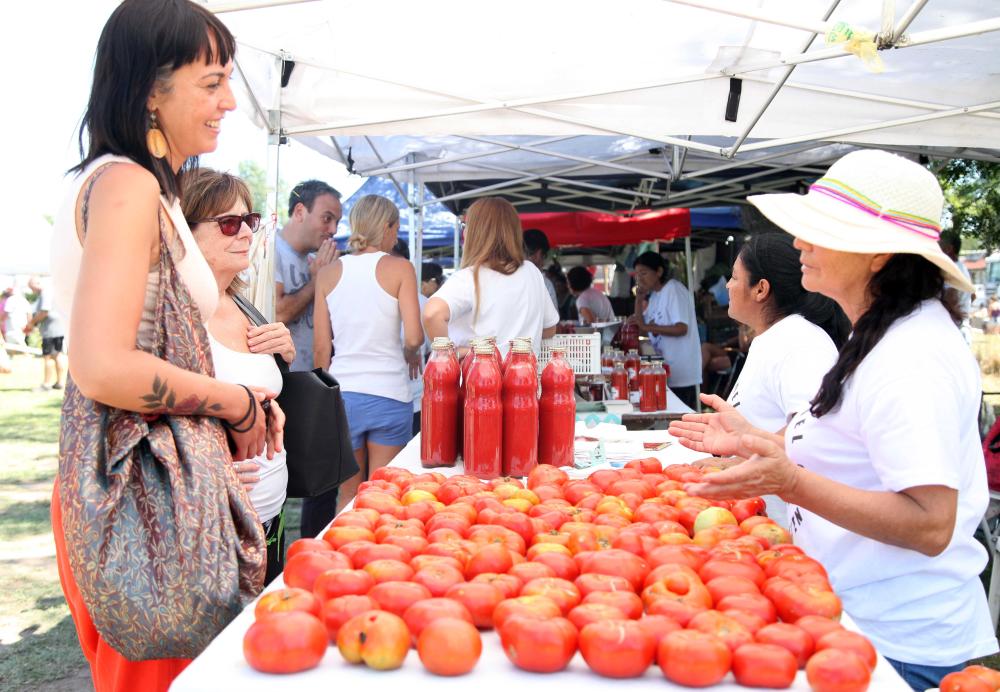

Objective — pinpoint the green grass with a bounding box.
[0,354,88,689]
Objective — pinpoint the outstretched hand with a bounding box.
[683,433,799,501]
[668,394,751,457]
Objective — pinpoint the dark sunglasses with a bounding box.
[192,212,262,236]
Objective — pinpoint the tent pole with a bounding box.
[892,0,930,42]
[407,154,417,269]
[725,0,844,158]
[664,0,832,35]
[454,217,461,268]
[416,175,425,285]
[680,143,827,181]
[683,234,700,412]
[210,0,318,13]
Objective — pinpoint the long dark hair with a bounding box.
[739,233,850,348]
[72,0,236,201]
[810,254,961,416]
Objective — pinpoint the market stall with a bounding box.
[171,432,910,690]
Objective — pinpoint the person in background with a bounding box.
[49,1,271,688]
[523,228,559,311]
[939,229,973,342]
[183,168,292,584]
[548,264,577,321]
[421,262,445,298]
[314,195,423,514]
[567,265,614,324]
[670,150,997,690]
[425,197,558,357]
[24,276,68,391]
[2,285,31,347]
[390,241,431,435]
[274,179,342,539]
[629,251,702,409]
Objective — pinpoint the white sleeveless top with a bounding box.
[326,252,410,403]
[209,332,287,523]
[51,155,219,349]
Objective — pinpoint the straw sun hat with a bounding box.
[748,149,973,292]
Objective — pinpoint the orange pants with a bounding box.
[51,483,191,692]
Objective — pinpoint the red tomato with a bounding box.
[286,538,335,560]
[582,590,644,619]
[731,497,767,522]
[578,548,650,590]
[563,481,602,505]
[321,594,379,642]
[528,464,570,489]
[579,619,656,678]
[657,629,732,687]
[254,588,322,620]
[313,568,376,602]
[520,577,582,614]
[806,649,871,692]
[645,596,706,627]
[350,542,411,568]
[717,592,778,624]
[417,617,482,676]
[509,561,556,584]
[636,614,682,645]
[367,581,433,618]
[940,671,995,692]
[795,615,843,643]
[332,509,378,530]
[403,597,474,643]
[411,563,465,597]
[724,608,767,635]
[492,595,563,629]
[336,609,410,670]
[641,564,713,611]
[568,603,628,629]
[410,554,464,573]
[498,614,578,673]
[471,572,523,599]
[965,665,1000,688]
[706,574,761,605]
[588,469,622,491]
[243,610,327,673]
[699,558,766,588]
[764,578,842,622]
[575,572,635,597]
[688,610,754,652]
[732,642,798,688]
[445,581,504,628]
[363,559,415,584]
[765,553,829,581]
[531,551,579,581]
[755,622,815,668]
[425,512,472,536]
[465,543,515,578]
[815,630,877,671]
[284,550,352,591]
[645,544,709,572]
[379,533,429,558]
[633,502,681,524]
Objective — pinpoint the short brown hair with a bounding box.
[181,167,254,294]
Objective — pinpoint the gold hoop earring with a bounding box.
[146,111,168,159]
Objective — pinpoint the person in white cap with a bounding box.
[670,149,997,690]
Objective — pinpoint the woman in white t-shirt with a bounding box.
[630,251,702,409]
[424,197,559,357]
[671,151,997,690]
[183,169,293,585]
[710,232,850,526]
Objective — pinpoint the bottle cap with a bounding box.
[474,342,495,355]
[431,336,452,348]
[512,340,532,354]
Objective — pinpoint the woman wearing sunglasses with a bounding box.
[183,168,293,585]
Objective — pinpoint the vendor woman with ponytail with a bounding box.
[670,150,997,690]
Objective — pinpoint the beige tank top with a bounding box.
[51,155,219,351]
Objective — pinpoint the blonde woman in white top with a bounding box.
[183,168,293,584]
[314,195,423,513]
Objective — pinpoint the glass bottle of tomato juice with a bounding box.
[538,347,575,467]
[421,337,460,467]
[502,341,539,477]
[464,342,503,479]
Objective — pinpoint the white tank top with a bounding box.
[208,332,287,523]
[327,252,410,402]
[51,155,219,350]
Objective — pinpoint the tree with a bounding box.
[238,160,290,226]
[934,159,1000,251]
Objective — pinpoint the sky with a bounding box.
[1,0,363,276]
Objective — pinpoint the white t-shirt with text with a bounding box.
[434,262,559,356]
[784,299,996,665]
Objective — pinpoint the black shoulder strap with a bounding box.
[230,293,290,374]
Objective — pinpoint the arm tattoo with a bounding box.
[140,374,223,416]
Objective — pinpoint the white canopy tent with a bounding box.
[208,0,1000,309]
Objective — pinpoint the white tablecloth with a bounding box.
[171,434,910,692]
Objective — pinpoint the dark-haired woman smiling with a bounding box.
[671,150,997,690]
[49,1,270,689]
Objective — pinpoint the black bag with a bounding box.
[232,293,358,497]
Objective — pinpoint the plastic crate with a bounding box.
[538,333,602,375]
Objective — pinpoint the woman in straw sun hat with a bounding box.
[670,149,996,690]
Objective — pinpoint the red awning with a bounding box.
[519,208,691,248]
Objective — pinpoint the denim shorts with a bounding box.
[884,656,967,691]
[342,392,413,450]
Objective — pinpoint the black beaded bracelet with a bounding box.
[223,385,257,434]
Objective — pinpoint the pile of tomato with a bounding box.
[940,665,1000,691]
[243,460,879,690]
